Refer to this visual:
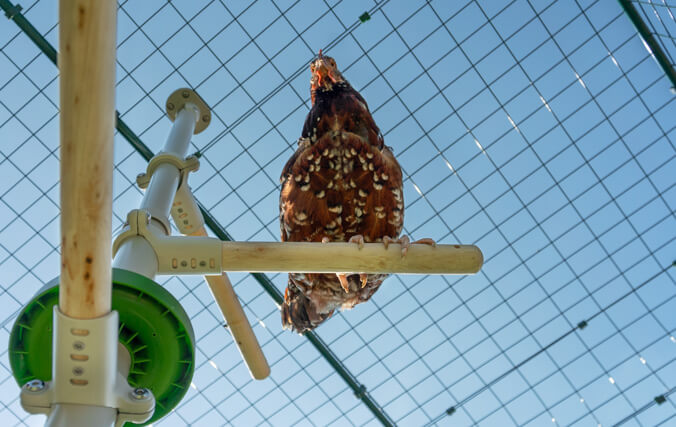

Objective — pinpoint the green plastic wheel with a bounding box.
[8,268,195,426]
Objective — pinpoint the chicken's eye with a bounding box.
[330,59,336,66]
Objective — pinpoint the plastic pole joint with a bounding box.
[113,209,222,275]
[20,308,154,425]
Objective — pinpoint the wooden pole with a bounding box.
[220,242,483,274]
[59,0,116,319]
[190,228,270,380]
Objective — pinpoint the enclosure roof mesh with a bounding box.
[0,0,674,426]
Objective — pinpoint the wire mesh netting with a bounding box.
[627,0,676,71]
[1,0,675,426]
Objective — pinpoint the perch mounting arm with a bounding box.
[112,209,483,276]
[113,209,223,275]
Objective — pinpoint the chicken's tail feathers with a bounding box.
[282,283,333,334]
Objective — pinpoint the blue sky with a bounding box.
[0,0,675,426]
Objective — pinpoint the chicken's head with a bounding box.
[310,50,344,94]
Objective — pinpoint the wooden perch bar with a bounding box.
[190,228,270,380]
[59,0,117,319]
[220,242,483,274]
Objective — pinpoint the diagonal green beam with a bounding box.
[1,0,56,62]
[1,1,394,425]
[618,0,676,92]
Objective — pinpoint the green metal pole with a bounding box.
[1,0,57,63]
[1,2,394,425]
[618,0,676,92]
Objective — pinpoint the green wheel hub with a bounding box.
[8,268,195,426]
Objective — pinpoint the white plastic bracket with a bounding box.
[136,153,200,235]
[170,158,204,235]
[113,209,222,275]
[20,308,154,425]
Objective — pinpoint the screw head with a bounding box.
[72,367,84,376]
[24,379,45,392]
[131,388,150,400]
[167,102,175,110]
[202,114,209,122]
[182,91,190,98]
[72,341,85,351]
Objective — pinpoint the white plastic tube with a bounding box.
[45,404,117,427]
[113,105,198,279]
[141,105,198,224]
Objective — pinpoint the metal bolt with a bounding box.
[167,102,175,110]
[131,388,150,400]
[72,367,84,376]
[202,114,209,122]
[24,380,45,392]
[182,91,189,98]
[73,341,85,351]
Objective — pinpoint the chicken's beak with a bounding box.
[314,62,328,86]
[313,60,336,86]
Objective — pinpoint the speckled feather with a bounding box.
[279,55,404,333]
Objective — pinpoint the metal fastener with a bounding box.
[24,379,45,392]
[131,388,150,400]
[73,341,85,351]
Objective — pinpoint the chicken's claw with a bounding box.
[384,235,436,257]
[382,236,395,250]
[359,273,368,288]
[413,238,436,246]
[403,236,436,257]
[337,274,350,293]
[348,234,365,249]
[399,235,410,257]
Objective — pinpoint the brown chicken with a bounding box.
[279,51,424,333]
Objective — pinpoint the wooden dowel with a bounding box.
[221,242,483,274]
[190,228,270,380]
[59,0,117,319]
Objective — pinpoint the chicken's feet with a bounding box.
[336,235,367,292]
[383,235,436,257]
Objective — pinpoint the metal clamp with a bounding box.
[113,209,222,275]
[3,2,22,19]
[136,153,199,190]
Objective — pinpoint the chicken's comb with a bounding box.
[318,49,323,59]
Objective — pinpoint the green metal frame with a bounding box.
[618,0,676,92]
[0,1,394,425]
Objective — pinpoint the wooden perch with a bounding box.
[190,228,270,380]
[220,242,483,274]
[59,0,117,319]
